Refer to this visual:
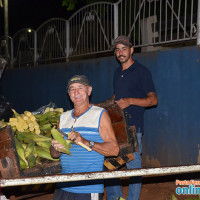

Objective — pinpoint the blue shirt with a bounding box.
[113,61,156,133]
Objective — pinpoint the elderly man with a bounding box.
[51,75,119,200]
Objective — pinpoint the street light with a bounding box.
[0,0,9,65]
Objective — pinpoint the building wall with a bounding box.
[1,45,200,168]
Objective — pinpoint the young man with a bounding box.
[50,75,119,200]
[105,36,158,200]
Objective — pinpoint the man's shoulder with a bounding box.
[60,109,72,117]
[91,105,105,112]
[134,60,146,68]
[133,60,151,73]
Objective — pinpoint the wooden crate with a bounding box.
[0,126,61,179]
[0,126,21,178]
[102,103,138,155]
[102,103,139,170]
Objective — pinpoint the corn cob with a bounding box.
[18,155,28,170]
[34,113,43,119]
[38,111,56,122]
[9,118,18,122]
[18,132,52,142]
[25,140,35,158]
[35,146,50,153]
[33,121,39,129]
[11,126,17,133]
[21,114,28,121]
[66,139,73,148]
[35,156,41,164]
[26,118,34,129]
[22,143,27,150]
[40,123,52,131]
[36,141,51,149]
[35,128,41,135]
[16,132,25,142]
[43,130,52,138]
[16,116,28,130]
[43,107,50,114]
[27,154,36,168]
[54,108,64,113]
[51,128,71,155]
[30,115,36,122]
[49,116,59,123]
[29,127,34,132]
[7,120,17,127]
[35,147,59,161]
[14,137,28,165]
[39,119,49,125]
[0,120,7,128]
[24,111,32,117]
[16,133,32,143]
[16,123,25,132]
[12,109,20,117]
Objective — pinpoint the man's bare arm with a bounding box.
[115,92,158,109]
[69,110,119,156]
[91,111,119,156]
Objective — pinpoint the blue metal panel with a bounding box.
[1,46,200,167]
[134,46,200,167]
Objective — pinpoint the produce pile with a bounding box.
[0,107,72,170]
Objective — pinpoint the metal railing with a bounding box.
[2,164,200,187]
[0,0,199,68]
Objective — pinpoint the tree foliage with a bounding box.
[62,0,115,11]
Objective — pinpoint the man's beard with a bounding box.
[117,54,131,64]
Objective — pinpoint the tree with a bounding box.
[62,0,116,11]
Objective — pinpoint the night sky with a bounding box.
[0,0,74,37]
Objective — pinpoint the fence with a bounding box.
[0,0,199,68]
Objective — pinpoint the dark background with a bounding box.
[0,0,74,37]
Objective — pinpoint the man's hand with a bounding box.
[115,98,131,109]
[52,139,66,152]
[68,130,87,146]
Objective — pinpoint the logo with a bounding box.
[176,179,200,195]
